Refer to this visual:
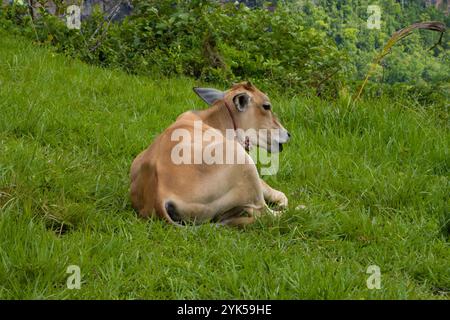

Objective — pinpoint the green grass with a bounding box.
[0,30,449,299]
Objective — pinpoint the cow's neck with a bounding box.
[199,101,236,135]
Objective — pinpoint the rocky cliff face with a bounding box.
[424,0,450,13]
[2,1,448,18]
[1,0,132,21]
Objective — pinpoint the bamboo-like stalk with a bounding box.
[354,21,446,102]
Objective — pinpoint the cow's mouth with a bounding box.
[265,142,285,154]
[244,136,253,151]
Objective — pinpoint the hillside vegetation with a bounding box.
[1,0,449,101]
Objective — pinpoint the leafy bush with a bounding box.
[0,0,346,96]
[0,0,448,103]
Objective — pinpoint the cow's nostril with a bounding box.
[287,132,291,138]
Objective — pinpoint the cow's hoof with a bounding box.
[273,191,288,210]
[266,192,288,216]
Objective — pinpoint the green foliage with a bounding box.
[0,0,448,99]
[311,0,449,102]
[0,0,346,96]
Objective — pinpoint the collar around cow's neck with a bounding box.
[223,100,250,151]
[223,100,237,131]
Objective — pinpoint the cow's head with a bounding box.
[194,81,290,153]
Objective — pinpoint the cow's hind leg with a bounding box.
[220,216,256,227]
[218,205,264,227]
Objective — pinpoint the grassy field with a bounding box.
[0,30,449,299]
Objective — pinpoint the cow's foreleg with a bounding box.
[260,179,288,212]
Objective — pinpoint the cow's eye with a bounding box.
[263,103,271,111]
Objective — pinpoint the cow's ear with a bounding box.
[233,92,250,112]
[193,87,225,106]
